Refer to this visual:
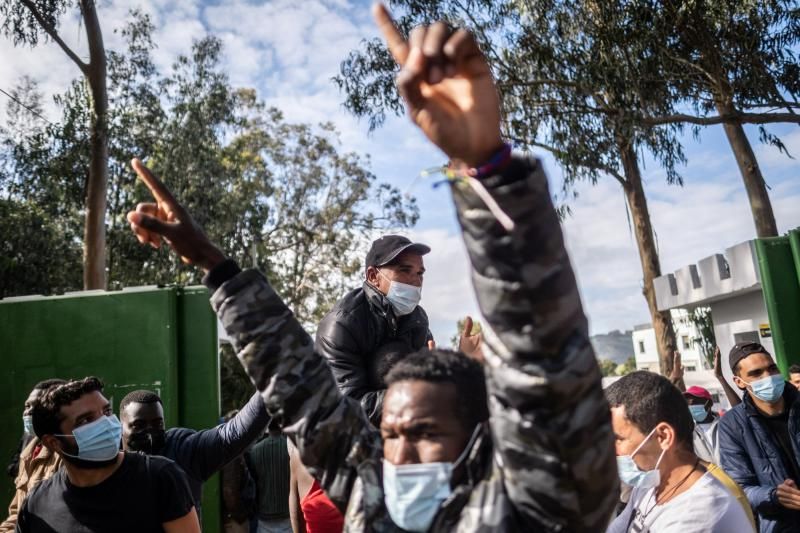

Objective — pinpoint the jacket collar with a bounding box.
[743,378,798,417]
[363,281,396,320]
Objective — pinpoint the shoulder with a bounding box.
[21,468,62,507]
[165,427,198,445]
[317,288,370,334]
[719,404,747,428]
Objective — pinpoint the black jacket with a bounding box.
[315,281,431,424]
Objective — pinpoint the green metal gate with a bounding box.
[0,285,221,531]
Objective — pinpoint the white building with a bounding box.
[632,239,777,411]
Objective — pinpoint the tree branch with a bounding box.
[20,0,88,74]
[641,111,800,126]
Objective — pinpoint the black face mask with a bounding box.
[127,429,166,455]
[57,437,119,470]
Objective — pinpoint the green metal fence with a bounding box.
[0,285,221,531]
[755,229,800,375]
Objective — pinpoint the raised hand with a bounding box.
[373,3,503,167]
[127,158,225,271]
[458,315,485,364]
[713,346,723,379]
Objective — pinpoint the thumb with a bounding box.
[128,211,173,237]
[427,339,436,350]
[786,479,797,488]
[463,316,474,336]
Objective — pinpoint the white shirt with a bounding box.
[607,472,754,533]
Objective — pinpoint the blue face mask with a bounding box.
[55,414,122,462]
[383,424,480,531]
[744,374,785,404]
[22,415,34,435]
[617,427,665,489]
[689,404,708,423]
[379,271,422,316]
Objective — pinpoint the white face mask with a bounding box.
[378,271,421,316]
[383,424,481,531]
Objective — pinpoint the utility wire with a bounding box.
[0,87,55,125]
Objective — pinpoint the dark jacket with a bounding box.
[719,382,800,532]
[205,156,618,532]
[163,392,269,513]
[315,282,431,424]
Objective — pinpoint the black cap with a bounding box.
[365,235,430,268]
[729,342,771,372]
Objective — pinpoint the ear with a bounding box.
[40,434,62,454]
[366,265,380,285]
[655,422,676,451]
[732,375,748,391]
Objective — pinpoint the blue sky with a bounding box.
[2,0,799,344]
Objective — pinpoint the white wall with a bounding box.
[632,311,707,372]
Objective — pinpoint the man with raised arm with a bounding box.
[126,5,617,531]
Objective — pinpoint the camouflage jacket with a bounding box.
[209,156,618,532]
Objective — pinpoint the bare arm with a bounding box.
[162,508,201,533]
[715,346,742,408]
[288,442,307,533]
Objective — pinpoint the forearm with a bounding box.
[718,376,742,407]
[450,156,617,531]
[209,267,378,511]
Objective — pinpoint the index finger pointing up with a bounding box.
[131,158,180,211]
[372,3,409,64]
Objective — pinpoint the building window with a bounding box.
[682,335,691,350]
[638,341,645,354]
[686,365,696,372]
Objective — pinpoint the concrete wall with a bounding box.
[654,240,761,311]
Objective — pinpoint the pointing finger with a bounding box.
[131,158,184,217]
[373,3,409,64]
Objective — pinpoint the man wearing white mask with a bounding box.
[17,377,200,532]
[606,371,752,532]
[316,234,433,425]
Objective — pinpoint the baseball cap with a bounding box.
[729,342,771,372]
[365,235,430,268]
[683,386,712,403]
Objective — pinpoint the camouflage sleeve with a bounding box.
[450,156,618,532]
[210,269,381,512]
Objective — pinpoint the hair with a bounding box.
[120,390,162,413]
[606,371,694,450]
[31,377,104,438]
[385,348,489,430]
[32,378,67,393]
[789,365,800,375]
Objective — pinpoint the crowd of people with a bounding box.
[3,4,798,533]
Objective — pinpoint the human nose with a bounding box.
[388,437,418,465]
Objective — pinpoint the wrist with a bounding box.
[460,142,511,178]
[197,245,226,272]
[461,138,507,169]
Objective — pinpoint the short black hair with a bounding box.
[31,377,104,438]
[120,390,162,413]
[32,378,67,393]
[789,365,800,375]
[606,371,694,450]
[385,348,489,430]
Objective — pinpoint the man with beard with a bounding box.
[119,389,269,517]
[17,377,199,532]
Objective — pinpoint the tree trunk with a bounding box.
[618,141,678,376]
[81,0,108,289]
[716,101,778,238]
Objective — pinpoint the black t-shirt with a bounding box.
[761,410,800,483]
[16,452,194,532]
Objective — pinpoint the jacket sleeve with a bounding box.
[0,488,21,533]
[176,392,269,481]
[315,314,384,424]
[718,412,783,518]
[210,269,379,512]
[450,156,617,532]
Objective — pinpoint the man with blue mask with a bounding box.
[720,342,800,532]
[125,5,621,530]
[683,386,721,464]
[17,377,200,532]
[316,233,434,425]
[606,372,753,532]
